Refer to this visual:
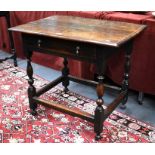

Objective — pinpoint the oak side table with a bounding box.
[9,15,146,140]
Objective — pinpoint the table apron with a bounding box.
[22,34,99,63]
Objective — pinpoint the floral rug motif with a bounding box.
[0,62,155,143]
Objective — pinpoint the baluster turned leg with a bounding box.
[62,57,69,92]
[6,12,18,67]
[94,75,104,140]
[94,50,107,141]
[26,51,37,115]
[120,42,133,109]
[0,12,17,66]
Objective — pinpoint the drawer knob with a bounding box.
[76,46,80,55]
[37,39,42,47]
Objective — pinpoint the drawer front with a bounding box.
[23,34,96,62]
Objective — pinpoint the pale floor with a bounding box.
[0,50,155,126]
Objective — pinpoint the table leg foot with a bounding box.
[95,133,102,141]
[30,109,37,116]
[14,63,18,67]
[64,87,69,93]
[11,49,18,67]
[138,101,143,105]
[120,104,126,109]
[138,92,144,105]
[120,96,127,109]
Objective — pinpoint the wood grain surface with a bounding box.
[9,15,146,47]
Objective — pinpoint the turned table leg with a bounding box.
[62,57,70,92]
[94,49,109,140]
[120,41,133,109]
[26,51,37,115]
[0,12,18,66]
[94,75,104,140]
[5,12,18,67]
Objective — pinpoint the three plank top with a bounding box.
[9,15,146,47]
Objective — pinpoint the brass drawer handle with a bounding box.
[37,39,42,47]
[76,46,80,55]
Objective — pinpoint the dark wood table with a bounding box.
[9,15,146,140]
[0,11,17,66]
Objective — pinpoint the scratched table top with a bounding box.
[9,15,146,47]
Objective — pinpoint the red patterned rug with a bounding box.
[0,62,155,143]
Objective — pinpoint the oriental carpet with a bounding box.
[0,62,155,143]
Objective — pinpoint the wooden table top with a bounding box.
[9,15,146,47]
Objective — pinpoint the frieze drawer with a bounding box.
[22,34,96,62]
